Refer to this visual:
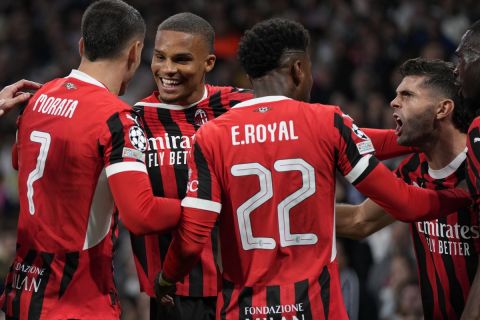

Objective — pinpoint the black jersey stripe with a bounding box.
[130,235,148,276]
[220,279,234,320]
[412,228,435,319]
[333,113,364,172]
[398,154,421,183]
[458,206,480,284]
[193,141,212,200]
[11,250,37,317]
[266,285,281,320]
[237,286,253,320]
[437,216,465,319]
[188,262,203,297]
[106,112,125,165]
[28,252,54,320]
[319,266,331,320]
[434,266,449,320]
[209,91,229,118]
[58,252,79,298]
[156,108,188,198]
[294,279,313,320]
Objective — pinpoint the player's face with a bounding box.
[390,75,437,147]
[455,30,480,100]
[151,30,216,105]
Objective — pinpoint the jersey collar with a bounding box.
[66,70,108,89]
[231,96,291,109]
[134,85,208,110]
[428,147,467,180]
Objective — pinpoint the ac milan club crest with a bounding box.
[194,109,208,127]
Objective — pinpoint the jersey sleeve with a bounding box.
[180,127,223,214]
[163,127,221,282]
[333,108,376,183]
[99,109,148,176]
[361,128,414,160]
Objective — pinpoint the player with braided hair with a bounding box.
[155,18,470,320]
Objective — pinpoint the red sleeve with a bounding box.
[361,128,414,160]
[355,157,472,222]
[162,207,218,282]
[108,171,181,235]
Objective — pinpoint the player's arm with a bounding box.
[107,169,181,235]
[101,110,181,235]
[336,110,469,221]
[461,262,480,319]
[347,155,471,221]
[158,130,221,290]
[361,128,414,160]
[335,198,395,239]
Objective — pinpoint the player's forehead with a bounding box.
[154,29,208,54]
[396,75,428,92]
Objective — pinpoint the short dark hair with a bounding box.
[238,18,310,79]
[399,58,470,133]
[157,12,215,53]
[81,0,146,61]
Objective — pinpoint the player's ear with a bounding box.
[436,98,454,120]
[291,59,303,87]
[205,54,216,73]
[79,37,85,57]
[127,40,143,71]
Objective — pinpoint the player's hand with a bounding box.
[0,79,42,117]
[154,271,176,307]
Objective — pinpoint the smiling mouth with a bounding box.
[160,78,181,89]
[393,114,403,135]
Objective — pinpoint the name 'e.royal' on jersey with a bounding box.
[130,85,253,297]
[181,96,379,320]
[396,150,480,320]
[0,70,150,320]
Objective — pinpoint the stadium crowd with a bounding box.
[1,0,480,319]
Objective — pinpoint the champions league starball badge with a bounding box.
[129,126,147,152]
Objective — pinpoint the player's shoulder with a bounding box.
[396,152,423,173]
[206,84,253,100]
[468,116,480,134]
[133,91,159,107]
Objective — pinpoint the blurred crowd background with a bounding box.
[0,0,479,319]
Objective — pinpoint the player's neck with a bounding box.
[422,127,466,170]
[251,72,296,99]
[77,58,124,95]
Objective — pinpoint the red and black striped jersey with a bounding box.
[0,70,149,319]
[179,96,382,319]
[467,117,480,209]
[130,85,253,297]
[396,150,480,320]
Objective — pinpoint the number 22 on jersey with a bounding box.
[231,159,318,250]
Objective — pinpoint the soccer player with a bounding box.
[335,58,478,320]
[0,79,42,117]
[130,12,253,320]
[0,1,180,319]
[155,18,471,320]
[455,19,480,320]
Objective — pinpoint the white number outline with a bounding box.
[231,159,318,250]
[27,131,51,215]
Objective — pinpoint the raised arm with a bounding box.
[335,198,395,239]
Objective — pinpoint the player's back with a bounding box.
[1,70,130,319]
[194,96,362,319]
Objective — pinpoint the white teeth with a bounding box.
[162,79,180,87]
